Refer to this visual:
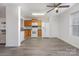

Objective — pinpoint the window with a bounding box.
[71,11,79,36]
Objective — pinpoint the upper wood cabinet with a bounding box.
[32,19,38,23]
[24,20,32,26]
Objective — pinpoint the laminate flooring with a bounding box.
[0,38,79,56]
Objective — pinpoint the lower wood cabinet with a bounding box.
[24,30,31,39]
[38,30,42,37]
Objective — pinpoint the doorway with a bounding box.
[0,6,6,46]
[24,18,42,39]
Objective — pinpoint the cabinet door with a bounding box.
[24,20,32,39]
[38,30,42,37]
[24,20,32,26]
[24,30,28,38]
[24,30,31,39]
[28,30,31,37]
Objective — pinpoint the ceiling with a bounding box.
[0,3,75,18]
[21,3,50,17]
[20,3,75,17]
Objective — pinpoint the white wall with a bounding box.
[20,31,24,43]
[6,5,20,47]
[46,13,59,37]
[36,14,58,38]
[20,17,24,43]
[57,3,79,48]
[49,16,59,37]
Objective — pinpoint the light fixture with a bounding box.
[56,10,58,13]
[32,13,45,16]
[54,7,59,13]
[54,7,58,10]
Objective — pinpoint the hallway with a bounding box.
[0,38,79,56]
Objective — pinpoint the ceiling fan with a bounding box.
[46,3,70,13]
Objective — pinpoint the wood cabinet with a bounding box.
[24,30,31,39]
[24,20,32,39]
[24,19,42,38]
[38,20,42,37]
[38,30,42,37]
[24,20,32,26]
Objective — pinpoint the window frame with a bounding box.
[70,10,79,37]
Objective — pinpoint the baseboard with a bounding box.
[30,37,58,39]
[5,45,20,48]
[42,37,58,39]
[21,39,25,44]
[58,37,79,49]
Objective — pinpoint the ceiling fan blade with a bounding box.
[47,5,55,7]
[59,5,70,8]
[47,3,61,13]
[47,8,54,13]
[47,5,69,8]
